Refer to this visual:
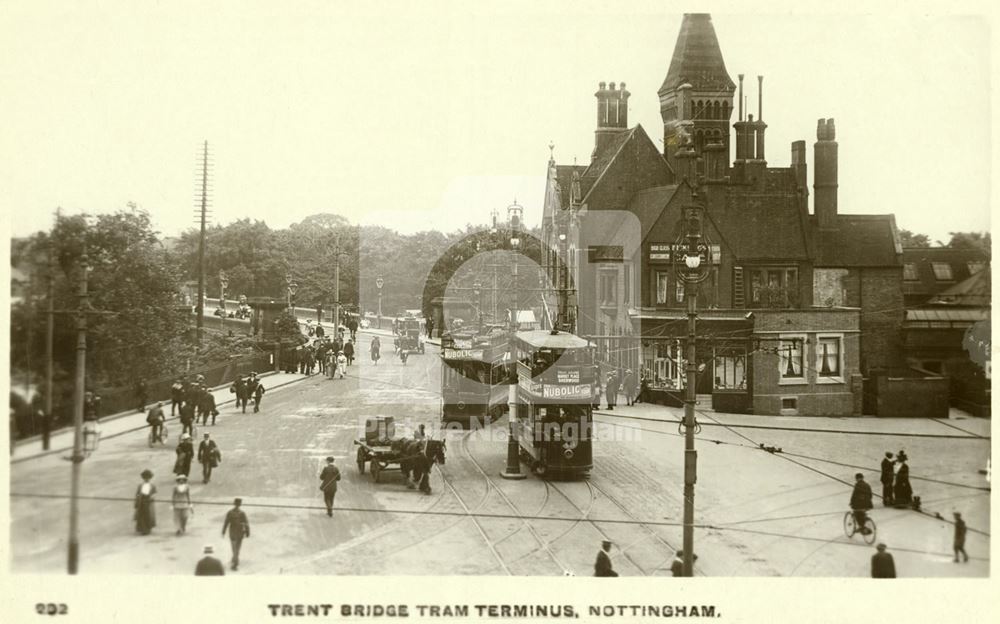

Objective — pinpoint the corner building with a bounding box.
[542,13,905,416]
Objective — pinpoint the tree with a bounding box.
[898,229,931,248]
[947,231,991,257]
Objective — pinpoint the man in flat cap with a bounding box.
[222,498,250,571]
[594,540,618,577]
[195,545,225,576]
[319,457,342,517]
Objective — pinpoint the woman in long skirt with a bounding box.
[894,459,913,505]
[134,469,157,535]
[172,474,193,535]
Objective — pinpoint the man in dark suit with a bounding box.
[222,498,250,571]
[319,457,341,517]
[198,433,221,484]
[871,543,896,578]
[880,452,895,506]
[194,545,225,576]
[594,540,618,577]
[850,473,874,534]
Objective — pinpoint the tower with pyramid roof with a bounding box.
[658,14,736,174]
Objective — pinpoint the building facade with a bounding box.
[542,13,906,416]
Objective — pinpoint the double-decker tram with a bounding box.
[440,331,511,427]
[511,330,595,478]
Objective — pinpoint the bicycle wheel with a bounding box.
[843,512,856,538]
[862,517,877,545]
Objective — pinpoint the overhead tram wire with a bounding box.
[10,491,985,564]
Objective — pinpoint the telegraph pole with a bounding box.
[43,222,56,450]
[67,253,90,574]
[195,141,212,347]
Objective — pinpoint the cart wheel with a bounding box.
[357,447,366,474]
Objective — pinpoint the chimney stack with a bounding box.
[814,118,838,229]
[594,80,631,159]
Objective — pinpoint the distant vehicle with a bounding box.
[440,331,510,426]
[396,317,425,355]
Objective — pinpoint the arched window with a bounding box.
[722,101,730,120]
[712,101,720,120]
[696,100,704,119]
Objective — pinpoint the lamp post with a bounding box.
[557,232,568,331]
[67,253,90,574]
[501,235,525,480]
[674,178,712,578]
[473,281,482,331]
[376,275,384,329]
[218,270,229,332]
[285,273,298,311]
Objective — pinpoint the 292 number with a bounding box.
[35,604,68,615]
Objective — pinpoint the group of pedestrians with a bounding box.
[228,373,266,414]
[879,450,914,508]
[169,374,221,432]
[285,334,354,380]
[591,367,641,411]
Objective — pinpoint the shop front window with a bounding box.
[714,349,747,390]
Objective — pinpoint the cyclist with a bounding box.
[146,402,166,444]
[850,472,874,534]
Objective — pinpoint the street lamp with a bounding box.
[376,275,384,329]
[473,281,483,331]
[219,270,229,332]
[673,182,712,578]
[558,232,568,331]
[285,273,298,311]
[501,235,526,480]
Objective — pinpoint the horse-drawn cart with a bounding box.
[354,440,399,482]
[353,416,446,492]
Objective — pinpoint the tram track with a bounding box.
[455,426,570,574]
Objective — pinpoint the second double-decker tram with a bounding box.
[511,330,595,478]
[440,331,511,426]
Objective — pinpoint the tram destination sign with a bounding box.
[556,368,580,384]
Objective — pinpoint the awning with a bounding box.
[905,308,989,323]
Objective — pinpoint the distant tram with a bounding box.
[440,331,510,426]
[511,330,595,478]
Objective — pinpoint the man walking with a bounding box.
[179,400,196,436]
[194,545,225,576]
[134,378,148,413]
[221,498,250,571]
[880,452,895,506]
[198,433,222,484]
[319,457,341,517]
[171,378,185,416]
[200,389,218,426]
[593,540,618,577]
[251,376,266,413]
[344,339,355,366]
[605,371,618,411]
[871,543,896,578]
[953,512,969,562]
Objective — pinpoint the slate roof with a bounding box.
[659,14,736,94]
[611,185,681,244]
[579,127,637,201]
[554,164,588,210]
[902,247,989,302]
[710,196,811,261]
[930,266,991,307]
[811,215,901,267]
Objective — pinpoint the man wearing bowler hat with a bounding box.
[594,540,618,577]
[221,498,250,571]
[195,545,225,576]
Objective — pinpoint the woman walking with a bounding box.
[370,337,381,365]
[172,475,193,535]
[135,469,157,535]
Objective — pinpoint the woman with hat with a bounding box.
[174,433,195,477]
[134,469,157,535]
[172,474,193,535]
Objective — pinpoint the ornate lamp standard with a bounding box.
[501,234,526,480]
[376,275,384,329]
[673,146,713,577]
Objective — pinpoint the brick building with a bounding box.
[542,13,907,416]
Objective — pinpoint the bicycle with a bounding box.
[148,423,169,447]
[844,510,877,544]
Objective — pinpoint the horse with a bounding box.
[399,438,446,494]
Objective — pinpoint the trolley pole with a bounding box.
[67,254,89,574]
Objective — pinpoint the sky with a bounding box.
[1,0,994,244]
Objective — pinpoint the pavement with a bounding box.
[11,371,310,464]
